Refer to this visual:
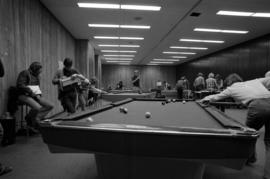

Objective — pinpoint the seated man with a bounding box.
[200,73,270,179]
[16,62,54,132]
[116,81,123,90]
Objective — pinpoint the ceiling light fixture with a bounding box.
[150,61,174,64]
[163,51,196,55]
[78,3,161,11]
[89,24,150,29]
[103,54,135,57]
[217,11,270,18]
[98,44,140,47]
[78,3,120,9]
[94,36,144,40]
[171,56,187,58]
[180,39,224,43]
[217,10,253,16]
[194,28,248,34]
[153,59,179,62]
[101,50,137,53]
[121,5,161,11]
[170,46,208,50]
[105,58,133,60]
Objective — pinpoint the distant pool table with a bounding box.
[101,91,155,102]
[40,99,258,179]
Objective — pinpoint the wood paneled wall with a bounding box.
[102,65,176,91]
[95,55,102,88]
[176,34,270,88]
[0,0,76,115]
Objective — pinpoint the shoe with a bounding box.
[246,153,257,165]
[0,165,12,176]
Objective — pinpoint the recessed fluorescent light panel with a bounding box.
[78,3,161,11]
[217,11,270,18]
[89,24,150,29]
[101,50,137,53]
[150,61,174,64]
[94,36,144,40]
[170,46,208,50]
[153,59,179,62]
[163,52,196,55]
[103,54,135,57]
[105,58,133,60]
[121,5,161,11]
[180,39,224,43]
[78,3,120,9]
[171,56,187,58]
[194,28,248,34]
[99,44,140,47]
[217,11,253,16]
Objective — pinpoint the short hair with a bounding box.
[208,73,214,78]
[63,58,73,68]
[265,71,270,77]
[198,72,203,77]
[224,73,243,87]
[29,61,42,73]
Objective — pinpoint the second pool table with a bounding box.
[40,99,258,179]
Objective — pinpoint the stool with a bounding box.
[16,103,30,137]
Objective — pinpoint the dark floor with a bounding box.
[0,108,266,179]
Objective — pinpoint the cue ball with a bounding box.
[182,100,186,104]
[123,108,128,113]
[145,112,151,118]
[86,117,93,122]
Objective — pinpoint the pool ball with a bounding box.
[86,117,93,122]
[123,108,128,114]
[145,112,151,118]
[182,100,186,104]
[161,102,165,105]
[167,99,171,103]
[172,99,176,102]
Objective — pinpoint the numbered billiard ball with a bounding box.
[145,112,151,118]
[182,100,186,104]
[161,102,165,105]
[172,99,176,102]
[123,108,128,114]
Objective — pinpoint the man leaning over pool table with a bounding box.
[200,73,270,179]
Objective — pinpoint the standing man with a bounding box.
[131,70,141,93]
[0,58,13,176]
[16,62,54,131]
[52,58,83,114]
[193,72,205,91]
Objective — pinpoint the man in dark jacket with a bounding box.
[16,62,53,131]
[0,58,13,176]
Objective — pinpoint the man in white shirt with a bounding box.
[201,73,270,179]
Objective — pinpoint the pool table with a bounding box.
[101,91,155,102]
[40,99,258,179]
